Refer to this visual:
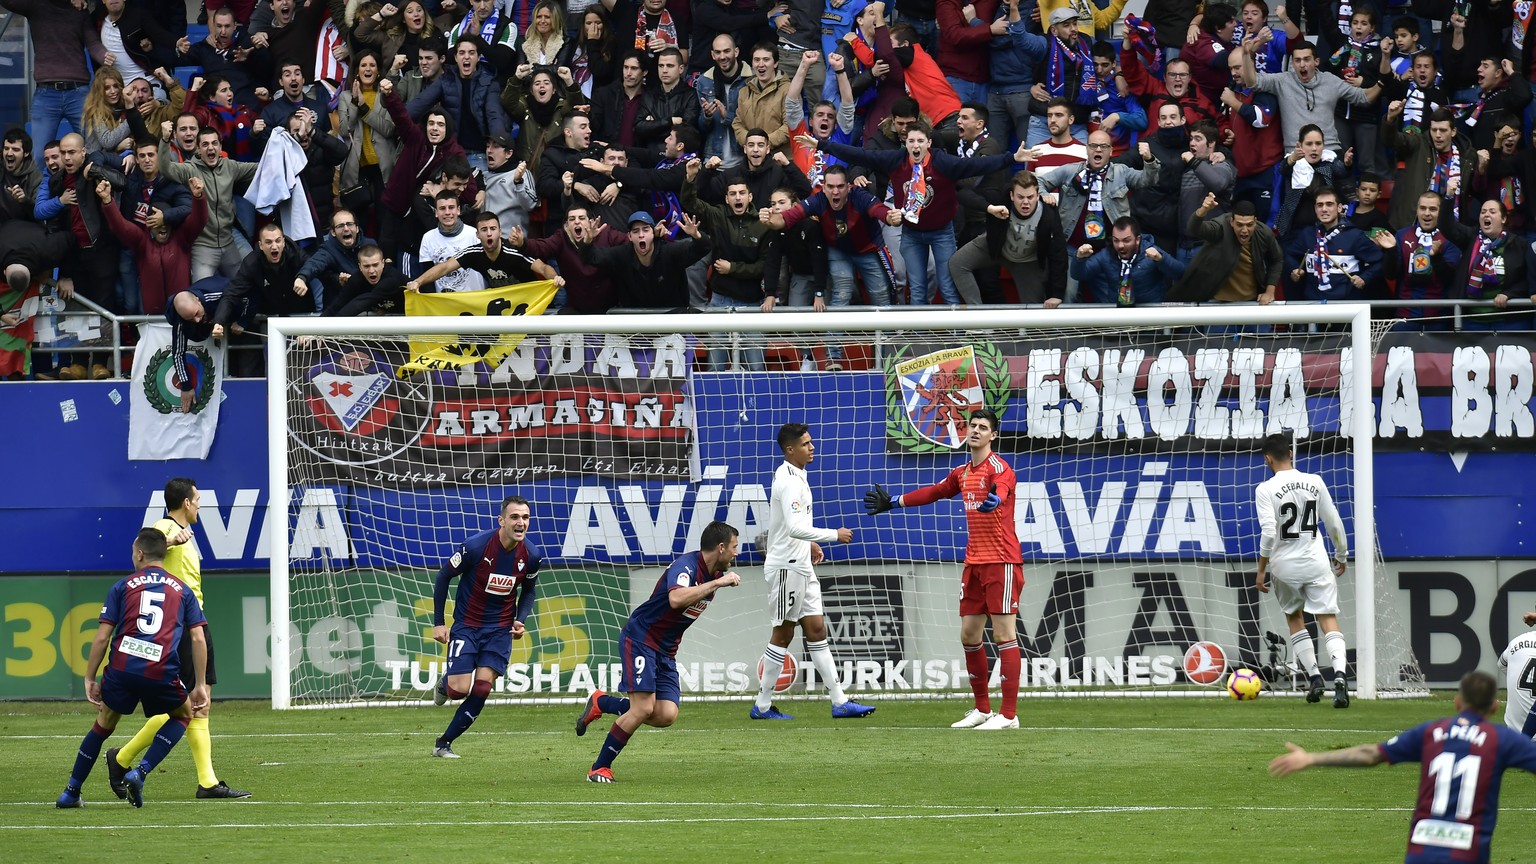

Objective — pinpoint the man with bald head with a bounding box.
[697,33,749,170]
[165,277,234,412]
[33,132,127,379]
[1034,130,1161,299]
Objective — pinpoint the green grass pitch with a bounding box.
[4,695,1534,863]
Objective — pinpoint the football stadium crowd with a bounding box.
[0,0,1533,378]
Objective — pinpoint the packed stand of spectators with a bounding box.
[1,0,1533,378]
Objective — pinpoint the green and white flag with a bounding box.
[129,322,225,460]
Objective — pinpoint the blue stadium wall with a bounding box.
[0,367,1533,697]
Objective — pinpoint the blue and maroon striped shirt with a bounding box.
[1379,710,1536,863]
[100,566,206,682]
[621,552,718,658]
[433,527,541,630]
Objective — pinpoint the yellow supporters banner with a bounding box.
[399,280,559,375]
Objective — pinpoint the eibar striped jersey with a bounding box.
[902,453,1022,565]
[1255,467,1348,582]
[622,552,718,657]
[1379,711,1536,863]
[433,527,541,630]
[100,565,206,682]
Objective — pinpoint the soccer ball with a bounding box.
[756,653,798,693]
[1226,668,1263,701]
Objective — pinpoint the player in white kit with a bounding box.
[1498,610,1536,737]
[1254,433,1352,708]
[748,423,876,721]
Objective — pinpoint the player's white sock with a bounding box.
[806,639,847,705]
[1323,631,1348,679]
[1290,630,1321,678]
[754,645,787,712]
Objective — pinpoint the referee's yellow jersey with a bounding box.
[154,517,204,605]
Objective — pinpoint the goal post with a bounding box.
[266,305,1417,709]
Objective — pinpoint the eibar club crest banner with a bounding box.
[887,343,1012,453]
[129,322,226,460]
[400,280,560,375]
[884,332,1536,452]
[288,332,698,485]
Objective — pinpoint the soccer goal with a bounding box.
[266,305,1426,708]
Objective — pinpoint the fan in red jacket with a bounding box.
[100,176,209,315]
[1121,50,1220,128]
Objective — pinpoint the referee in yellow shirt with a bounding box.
[106,478,251,800]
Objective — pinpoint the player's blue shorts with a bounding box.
[619,635,679,703]
[445,625,512,677]
[100,668,188,718]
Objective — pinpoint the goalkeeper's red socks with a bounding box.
[997,640,1021,720]
[963,643,992,714]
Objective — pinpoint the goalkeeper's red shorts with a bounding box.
[959,563,1024,617]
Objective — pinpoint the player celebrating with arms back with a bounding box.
[865,409,1023,730]
[1254,432,1352,708]
[430,495,540,758]
[576,522,742,783]
[1270,670,1536,864]
[56,529,208,809]
[748,423,876,721]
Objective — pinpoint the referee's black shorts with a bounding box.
[176,622,218,687]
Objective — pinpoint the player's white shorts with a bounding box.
[1271,574,1340,617]
[766,567,822,624]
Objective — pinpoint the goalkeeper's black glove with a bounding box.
[864,483,895,516]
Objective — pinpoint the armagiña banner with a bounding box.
[287,332,698,483]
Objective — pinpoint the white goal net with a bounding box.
[268,306,1426,708]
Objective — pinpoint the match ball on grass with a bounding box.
[756,653,798,693]
[1226,668,1262,701]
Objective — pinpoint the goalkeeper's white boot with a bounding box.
[950,708,994,728]
[974,713,1020,730]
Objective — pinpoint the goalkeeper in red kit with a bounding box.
[865,409,1024,730]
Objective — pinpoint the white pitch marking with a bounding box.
[13,804,1522,832]
[0,724,1409,741]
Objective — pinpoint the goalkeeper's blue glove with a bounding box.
[977,484,1001,513]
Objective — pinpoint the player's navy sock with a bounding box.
[441,680,492,745]
[67,722,113,792]
[997,640,1021,720]
[137,716,189,774]
[597,694,629,715]
[592,724,632,771]
[962,643,992,713]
